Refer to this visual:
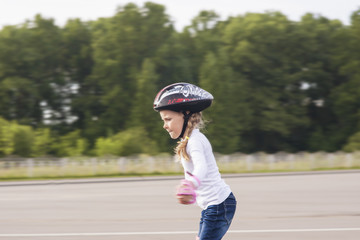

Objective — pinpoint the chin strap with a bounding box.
[178,112,193,139]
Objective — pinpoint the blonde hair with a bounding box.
[175,112,205,161]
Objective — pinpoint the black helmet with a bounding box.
[153,82,213,112]
[154,83,213,139]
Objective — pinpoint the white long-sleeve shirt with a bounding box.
[181,129,231,209]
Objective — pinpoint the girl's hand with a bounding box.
[176,180,196,205]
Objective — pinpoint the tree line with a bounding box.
[0,2,360,157]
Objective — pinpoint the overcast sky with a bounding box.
[1,0,359,31]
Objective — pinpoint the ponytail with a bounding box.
[175,112,205,161]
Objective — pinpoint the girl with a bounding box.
[153,82,237,240]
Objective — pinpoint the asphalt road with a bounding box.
[0,171,359,240]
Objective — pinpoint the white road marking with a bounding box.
[229,228,360,233]
[0,228,360,237]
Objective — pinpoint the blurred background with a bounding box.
[1,1,360,179]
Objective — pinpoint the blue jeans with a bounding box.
[198,192,237,240]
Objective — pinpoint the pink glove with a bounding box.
[176,179,196,204]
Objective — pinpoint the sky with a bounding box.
[1,0,359,31]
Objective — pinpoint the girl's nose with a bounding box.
[163,122,167,129]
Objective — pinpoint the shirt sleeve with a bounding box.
[186,138,208,188]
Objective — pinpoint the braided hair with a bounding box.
[175,112,206,161]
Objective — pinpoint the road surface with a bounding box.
[0,171,359,239]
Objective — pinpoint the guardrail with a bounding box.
[1,151,360,179]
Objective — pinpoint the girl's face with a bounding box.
[160,110,184,139]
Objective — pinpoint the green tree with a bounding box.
[0,77,38,124]
[62,19,94,130]
[153,32,194,86]
[0,117,15,156]
[32,128,52,157]
[199,50,248,153]
[88,2,173,137]
[0,15,66,126]
[294,13,346,151]
[13,125,34,157]
[1,5,359,156]
[222,12,310,152]
[329,9,360,151]
[52,130,88,157]
[95,127,158,156]
[179,10,223,85]
[127,58,168,151]
[343,131,360,152]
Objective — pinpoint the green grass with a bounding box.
[1,166,359,182]
[1,153,359,182]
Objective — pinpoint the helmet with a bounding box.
[153,82,213,112]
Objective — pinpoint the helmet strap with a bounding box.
[178,112,193,139]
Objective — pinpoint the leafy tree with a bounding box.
[0,15,66,126]
[294,13,346,151]
[95,137,117,156]
[127,58,169,151]
[153,32,194,86]
[0,117,16,156]
[127,59,158,128]
[199,50,248,153]
[32,128,52,157]
[88,2,173,136]
[343,131,360,152]
[52,130,88,157]
[0,77,38,124]
[179,10,223,84]
[1,5,360,156]
[329,9,360,151]
[95,127,158,156]
[13,125,34,157]
[62,19,94,129]
[222,12,310,152]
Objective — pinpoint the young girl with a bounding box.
[153,82,237,240]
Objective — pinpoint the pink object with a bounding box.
[177,179,196,204]
[186,171,201,187]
